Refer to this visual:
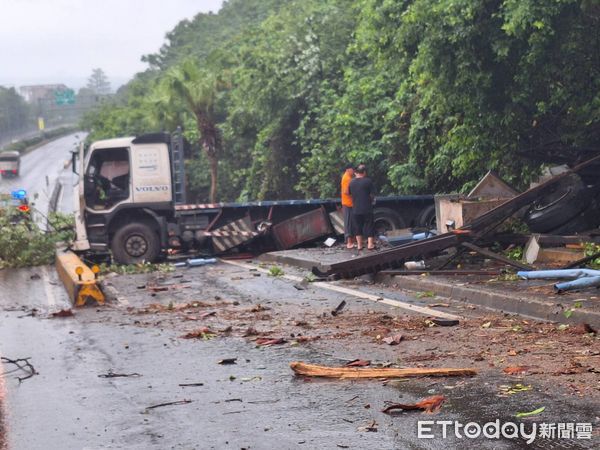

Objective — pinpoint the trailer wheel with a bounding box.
[111,222,160,264]
[416,205,437,230]
[373,208,406,235]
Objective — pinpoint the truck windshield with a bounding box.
[85,147,130,210]
[0,155,19,162]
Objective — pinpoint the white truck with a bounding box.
[0,151,21,178]
[71,130,435,264]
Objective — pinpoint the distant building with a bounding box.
[19,84,68,104]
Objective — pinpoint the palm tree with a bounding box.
[160,59,224,203]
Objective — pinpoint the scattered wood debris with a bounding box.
[145,399,193,411]
[290,362,477,379]
[382,395,446,414]
[256,337,286,346]
[181,327,216,339]
[503,366,529,375]
[218,358,237,365]
[345,359,371,367]
[382,334,404,345]
[51,309,74,318]
[331,300,347,316]
[98,370,142,378]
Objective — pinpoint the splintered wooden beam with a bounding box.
[290,362,477,379]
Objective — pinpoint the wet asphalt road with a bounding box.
[0,261,598,449]
[0,135,598,449]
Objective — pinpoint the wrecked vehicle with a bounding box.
[71,131,435,264]
[313,155,600,279]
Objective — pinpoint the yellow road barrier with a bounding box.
[55,250,105,306]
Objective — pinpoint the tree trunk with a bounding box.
[196,114,219,203]
[207,153,218,204]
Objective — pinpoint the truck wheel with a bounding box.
[373,208,406,235]
[524,174,590,233]
[416,205,437,230]
[111,222,160,264]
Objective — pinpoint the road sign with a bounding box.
[54,89,75,105]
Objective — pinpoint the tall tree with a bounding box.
[160,59,226,203]
[86,68,112,95]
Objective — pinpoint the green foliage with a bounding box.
[0,211,75,269]
[504,246,523,261]
[0,86,32,138]
[80,0,600,202]
[583,242,600,269]
[268,265,285,277]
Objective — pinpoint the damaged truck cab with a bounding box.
[72,131,435,264]
[72,133,175,263]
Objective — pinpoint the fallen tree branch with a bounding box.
[290,362,477,379]
[145,399,192,410]
[98,370,142,378]
[1,357,38,382]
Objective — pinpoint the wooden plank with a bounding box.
[290,362,477,379]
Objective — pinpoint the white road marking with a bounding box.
[220,259,460,320]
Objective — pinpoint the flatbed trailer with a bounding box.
[71,131,435,264]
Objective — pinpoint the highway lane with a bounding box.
[0,132,84,223]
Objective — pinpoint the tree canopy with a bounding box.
[87,68,112,95]
[81,0,600,202]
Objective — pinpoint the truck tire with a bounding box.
[524,174,590,233]
[544,199,600,235]
[111,222,160,264]
[373,208,406,235]
[416,205,437,230]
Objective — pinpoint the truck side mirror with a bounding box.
[71,151,78,174]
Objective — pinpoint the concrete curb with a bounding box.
[377,274,600,328]
[260,250,600,327]
[258,252,318,271]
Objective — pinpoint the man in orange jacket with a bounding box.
[341,163,355,249]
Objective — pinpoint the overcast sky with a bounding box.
[0,0,224,90]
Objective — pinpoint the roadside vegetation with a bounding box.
[0,211,74,269]
[0,126,78,153]
[81,0,600,203]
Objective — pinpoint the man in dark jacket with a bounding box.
[349,164,376,250]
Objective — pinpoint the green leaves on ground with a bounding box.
[515,406,545,418]
[0,212,75,269]
[268,266,285,277]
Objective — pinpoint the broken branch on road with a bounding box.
[1,356,38,383]
[145,399,193,411]
[98,370,142,378]
[290,362,477,379]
